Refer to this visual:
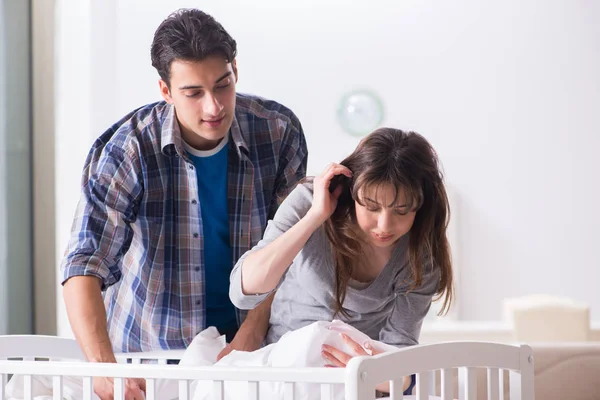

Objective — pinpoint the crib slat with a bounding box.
[459,367,477,400]
[284,382,295,400]
[429,370,438,395]
[248,381,259,400]
[146,378,156,400]
[320,383,333,400]
[131,358,142,364]
[389,379,404,399]
[114,377,125,400]
[499,369,505,400]
[487,368,499,400]
[1,373,7,399]
[509,370,523,400]
[24,375,33,400]
[158,359,168,365]
[179,379,190,400]
[83,377,93,400]
[52,375,63,400]
[212,380,224,400]
[416,372,429,400]
[440,368,453,400]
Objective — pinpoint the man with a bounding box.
[61,8,308,400]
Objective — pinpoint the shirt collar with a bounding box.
[160,99,251,158]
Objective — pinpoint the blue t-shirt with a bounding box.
[185,135,238,335]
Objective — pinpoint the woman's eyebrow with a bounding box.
[364,197,408,208]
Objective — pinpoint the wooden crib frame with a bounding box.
[0,336,534,400]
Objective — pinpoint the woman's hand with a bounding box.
[323,334,410,395]
[307,163,353,224]
[321,333,380,368]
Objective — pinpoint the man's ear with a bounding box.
[232,59,238,83]
[158,79,174,104]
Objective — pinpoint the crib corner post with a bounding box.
[1,373,6,400]
[345,357,374,400]
[510,345,535,400]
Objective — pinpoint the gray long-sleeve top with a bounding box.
[230,183,440,347]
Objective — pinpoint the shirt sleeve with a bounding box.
[230,184,314,310]
[379,260,441,347]
[268,113,309,219]
[60,140,143,290]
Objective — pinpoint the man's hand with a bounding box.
[64,277,146,398]
[93,376,146,400]
[216,326,264,361]
[217,294,273,361]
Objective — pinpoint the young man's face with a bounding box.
[160,56,238,151]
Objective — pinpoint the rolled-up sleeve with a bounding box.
[230,183,313,310]
[61,141,143,291]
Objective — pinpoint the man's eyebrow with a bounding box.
[178,71,232,90]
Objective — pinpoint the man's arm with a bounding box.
[217,292,274,360]
[63,276,116,363]
[63,276,146,400]
[61,140,145,399]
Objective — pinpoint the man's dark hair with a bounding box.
[150,9,237,87]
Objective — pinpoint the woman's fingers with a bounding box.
[322,349,346,367]
[309,163,353,222]
[340,333,369,356]
[321,335,378,369]
[323,164,352,180]
[320,163,352,184]
[318,165,352,196]
[322,344,352,366]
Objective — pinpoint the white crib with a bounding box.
[0,336,534,400]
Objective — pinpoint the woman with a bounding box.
[229,128,453,394]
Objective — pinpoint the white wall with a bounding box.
[55,0,600,334]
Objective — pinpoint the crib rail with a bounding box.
[345,341,534,400]
[0,361,346,400]
[1,341,535,400]
[0,335,85,361]
[115,349,186,365]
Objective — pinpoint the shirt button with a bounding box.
[193,233,199,238]
[196,300,201,305]
[189,164,194,170]
[195,267,200,272]
[191,199,197,204]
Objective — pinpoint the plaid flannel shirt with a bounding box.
[61,93,308,352]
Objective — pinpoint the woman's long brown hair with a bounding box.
[324,128,454,317]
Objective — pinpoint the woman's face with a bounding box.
[354,184,417,249]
